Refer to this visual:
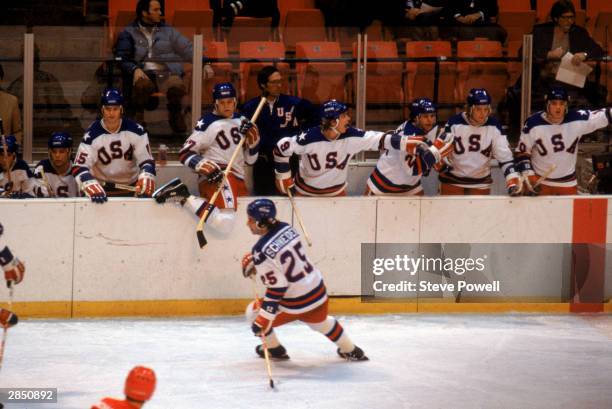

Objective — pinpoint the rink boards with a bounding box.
[0,196,610,317]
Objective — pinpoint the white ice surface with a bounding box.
[2,314,612,409]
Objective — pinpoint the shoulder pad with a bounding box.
[564,109,590,123]
[522,112,548,133]
[194,112,225,132]
[402,123,426,136]
[484,116,503,133]
[83,120,106,144]
[34,159,55,175]
[297,127,327,145]
[338,127,366,140]
[120,118,147,136]
[446,113,469,127]
[13,159,33,176]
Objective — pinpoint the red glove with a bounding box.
[3,257,25,286]
[506,175,523,197]
[136,173,156,197]
[241,252,256,278]
[82,179,107,203]
[196,159,223,184]
[240,120,260,149]
[275,174,295,195]
[251,313,272,337]
[0,308,18,328]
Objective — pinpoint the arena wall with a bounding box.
[0,196,610,318]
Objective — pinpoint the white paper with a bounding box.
[555,52,593,88]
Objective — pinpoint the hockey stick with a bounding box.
[532,164,557,190]
[286,189,312,247]
[250,277,275,389]
[1,131,14,195]
[0,283,14,372]
[196,95,267,248]
[38,168,56,198]
[100,181,138,193]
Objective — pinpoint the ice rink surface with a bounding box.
[3,314,612,409]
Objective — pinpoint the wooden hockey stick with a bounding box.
[250,278,275,389]
[0,283,14,372]
[100,181,138,193]
[1,130,14,195]
[286,189,312,247]
[196,95,267,248]
[38,168,56,198]
[532,164,557,190]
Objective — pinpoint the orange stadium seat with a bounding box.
[537,0,584,24]
[352,41,403,104]
[586,0,612,22]
[405,41,456,105]
[295,41,347,103]
[498,0,532,12]
[165,0,211,24]
[592,12,612,47]
[225,17,275,53]
[202,41,233,106]
[456,40,509,105]
[239,42,291,102]
[282,9,327,52]
[498,11,537,42]
[172,10,215,43]
[278,0,316,25]
[108,0,137,46]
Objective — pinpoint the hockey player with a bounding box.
[242,198,368,361]
[274,100,442,196]
[438,88,521,196]
[72,88,156,203]
[33,132,78,198]
[242,66,317,195]
[91,366,156,409]
[0,135,39,198]
[366,98,452,196]
[0,222,24,329]
[516,86,612,195]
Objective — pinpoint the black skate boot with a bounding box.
[256,344,290,361]
[337,345,368,361]
[152,177,190,204]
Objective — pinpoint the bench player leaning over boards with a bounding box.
[71,88,156,204]
[515,86,612,196]
[273,100,445,196]
[33,132,78,198]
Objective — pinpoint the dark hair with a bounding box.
[550,0,575,21]
[257,66,280,90]
[136,0,156,20]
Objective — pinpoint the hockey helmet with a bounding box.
[212,82,237,101]
[124,366,156,402]
[320,100,348,121]
[48,132,73,149]
[1,135,18,153]
[247,198,277,222]
[545,86,569,103]
[414,98,437,116]
[101,88,124,106]
[467,88,491,106]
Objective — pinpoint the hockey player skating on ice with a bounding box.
[241,198,368,361]
[91,366,156,409]
[0,222,24,329]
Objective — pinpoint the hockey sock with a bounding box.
[264,330,281,349]
[184,196,235,236]
[308,317,355,353]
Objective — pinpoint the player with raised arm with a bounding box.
[366,98,452,196]
[515,86,612,195]
[33,132,78,198]
[91,366,156,409]
[0,222,24,329]
[274,100,442,197]
[241,199,368,361]
[71,88,156,204]
[0,135,40,198]
[175,82,259,234]
[438,88,521,196]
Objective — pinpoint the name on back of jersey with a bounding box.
[264,228,299,259]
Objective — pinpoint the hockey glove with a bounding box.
[522,171,540,196]
[0,308,18,328]
[241,252,256,278]
[8,191,33,199]
[506,175,523,197]
[196,159,223,184]
[136,172,156,197]
[3,256,25,286]
[275,174,295,195]
[251,314,272,337]
[412,146,438,176]
[82,179,107,203]
[240,119,260,149]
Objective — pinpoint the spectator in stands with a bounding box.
[0,64,23,145]
[445,0,507,43]
[211,0,280,29]
[401,1,449,40]
[242,66,317,196]
[115,0,214,134]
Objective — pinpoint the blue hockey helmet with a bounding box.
[545,86,569,103]
[247,199,277,223]
[101,88,124,106]
[320,100,348,121]
[48,132,73,149]
[414,98,437,115]
[212,82,237,101]
[1,135,18,153]
[467,88,492,106]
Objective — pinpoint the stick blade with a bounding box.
[270,379,274,389]
[197,229,207,248]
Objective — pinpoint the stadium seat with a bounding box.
[456,40,509,105]
[278,0,316,26]
[172,10,215,43]
[295,41,347,103]
[498,11,537,42]
[591,12,612,47]
[282,9,327,52]
[239,42,291,102]
[498,0,532,12]
[352,41,403,104]
[108,0,137,47]
[225,17,274,53]
[536,0,584,24]
[405,41,456,105]
[165,0,211,24]
[586,0,612,22]
[202,41,233,106]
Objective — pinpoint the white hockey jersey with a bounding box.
[72,118,155,186]
[252,221,327,320]
[0,159,38,197]
[367,122,443,195]
[440,113,517,188]
[275,126,397,196]
[179,112,258,180]
[516,108,611,188]
[34,159,78,198]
